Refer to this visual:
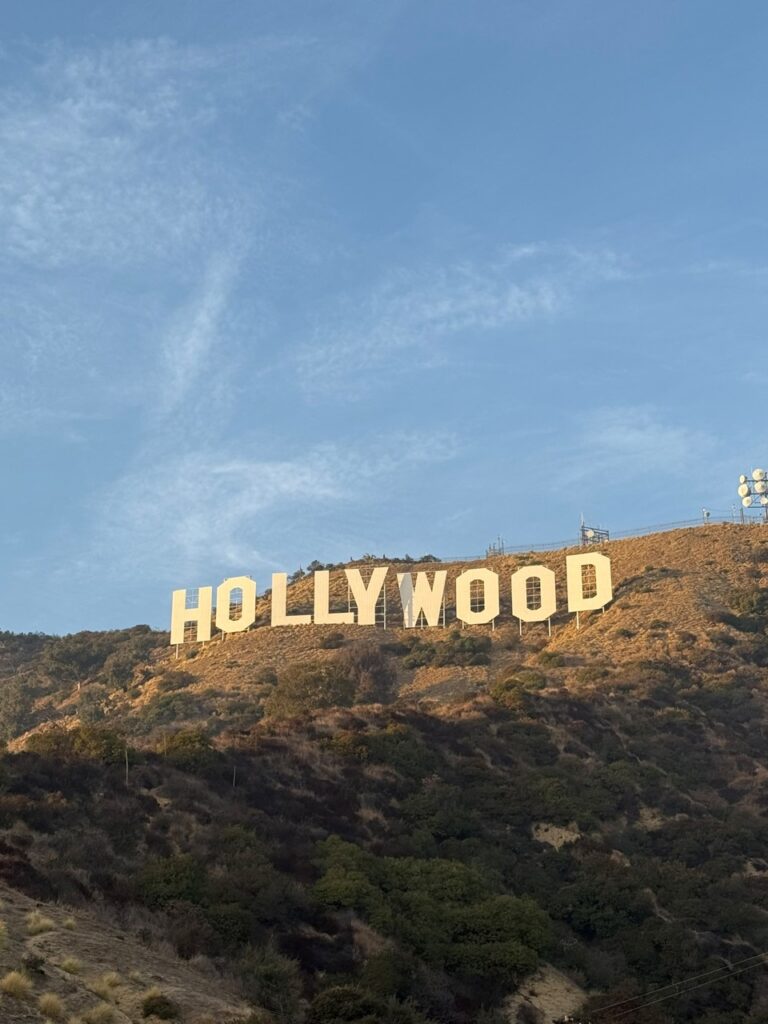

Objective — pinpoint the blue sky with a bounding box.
[1,0,766,633]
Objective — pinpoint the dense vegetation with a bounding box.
[3,557,768,1021]
[1,661,768,1021]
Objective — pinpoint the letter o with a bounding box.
[216,576,257,633]
[455,568,500,625]
[511,566,556,623]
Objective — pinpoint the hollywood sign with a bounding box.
[170,553,612,645]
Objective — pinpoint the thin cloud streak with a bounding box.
[82,431,460,583]
[559,406,711,484]
[157,250,244,417]
[295,245,628,391]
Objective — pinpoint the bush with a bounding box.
[38,992,65,1019]
[319,631,345,650]
[1,970,32,998]
[236,942,302,1022]
[23,951,45,973]
[155,669,197,693]
[139,854,208,908]
[264,661,356,719]
[401,631,491,670]
[338,643,397,703]
[307,984,387,1022]
[82,1005,115,1024]
[141,987,179,1019]
[164,728,217,772]
[314,837,550,984]
[25,910,55,935]
[538,650,565,667]
[253,666,278,686]
[25,725,126,764]
[61,957,81,974]
[490,669,547,707]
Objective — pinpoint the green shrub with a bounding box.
[319,631,345,650]
[139,854,208,908]
[155,670,197,693]
[141,987,179,1019]
[538,651,565,667]
[307,985,386,1023]
[236,942,302,1021]
[314,836,550,984]
[164,727,217,772]
[401,631,491,669]
[264,661,356,718]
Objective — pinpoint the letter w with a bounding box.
[397,571,447,628]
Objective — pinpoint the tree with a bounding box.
[264,661,356,719]
[237,942,302,1022]
[0,679,32,741]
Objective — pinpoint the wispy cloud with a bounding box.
[0,33,345,439]
[560,406,710,483]
[294,244,628,391]
[83,432,459,582]
[157,250,244,417]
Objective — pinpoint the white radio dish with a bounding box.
[761,496,768,506]
[585,528,595,539]
[740,474,749,483]
[753,468,766,481]
[756,481,767,494]
[743,496,754,507]
[738,483,752,498]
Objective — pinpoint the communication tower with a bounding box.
[736,469,768,522]
[579,514,609,546]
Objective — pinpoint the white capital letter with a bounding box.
[397,570,447,628]
[216,576,257,634]
[455,568,500,625]
[511,566,556,623]
[314,570,354,625]
[271,572,312,626]
[566,552,613,611]
[170,587,213,645]
[345,567,388,625]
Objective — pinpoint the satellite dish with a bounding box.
[753,468,766,481]
[761,496,768,506]
[740,474,749,484]
[743,496,754,507]
[738,483,752,498]
[585,528,595,539]
[757,481,768,494]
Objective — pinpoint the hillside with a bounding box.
[1,523,768,1023]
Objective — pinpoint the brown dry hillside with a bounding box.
[4,522,768,1023]
[125,521,768,718]
[0,884,251,1023]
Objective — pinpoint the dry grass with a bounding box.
[39,991,65,1019]
[26,909,56,935]
[87,978,112,1001]
[63,916,76,930]
[61,956,82,974]
[0,919,7,950]
[1,970,32,998]
[141,985,180,1019]
[102,970,121,988]
[81,1004,114,1024]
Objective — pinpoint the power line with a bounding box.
[583,949,768,1021]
